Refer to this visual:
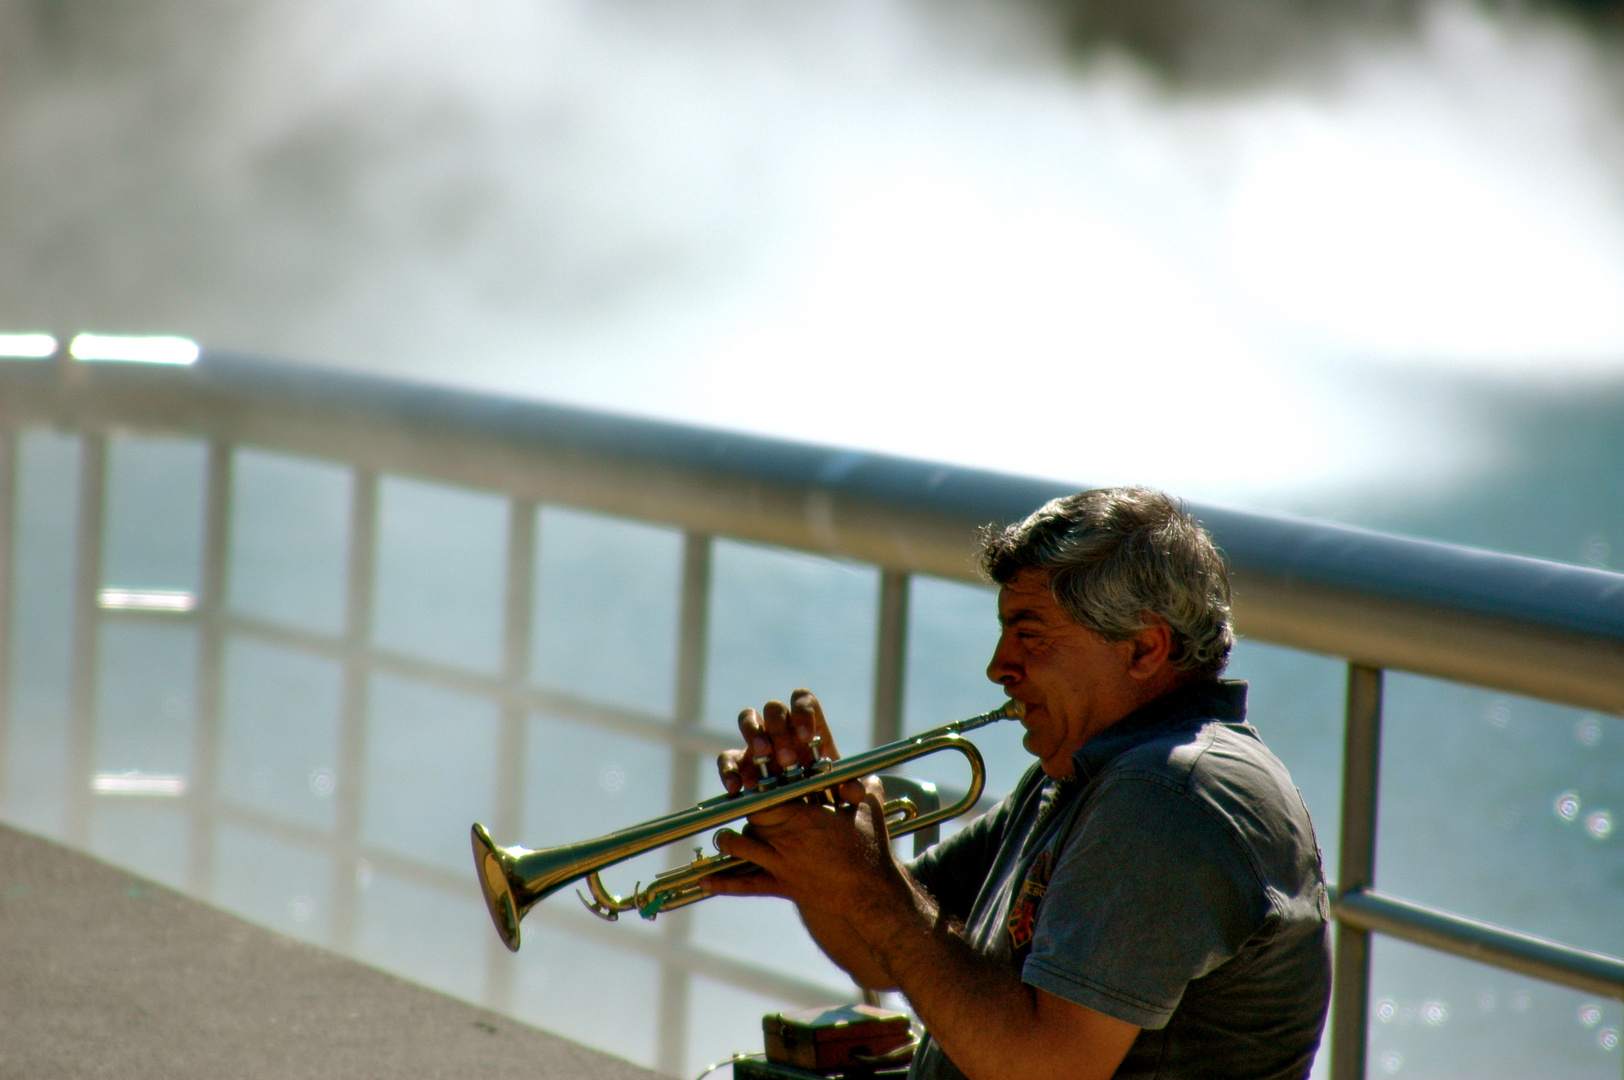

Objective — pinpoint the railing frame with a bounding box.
[3,352,1624,1078]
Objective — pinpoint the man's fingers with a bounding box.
[729,691,833,794]
[717,750,745,795]
[789,689,836,762]
[736,708,772,788]
[713,827,782,873]
[699,866,787,899]
[836,778,867,806]
[763,699,808,771]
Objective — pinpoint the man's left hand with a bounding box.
[703,773,906,919]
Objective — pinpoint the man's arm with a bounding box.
[708,784,1139,1080]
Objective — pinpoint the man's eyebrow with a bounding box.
[999,608,1044,628]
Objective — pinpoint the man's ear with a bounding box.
[1126,619,1174,680]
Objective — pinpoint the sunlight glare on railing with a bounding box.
[98,588,198,612]
[69,333,199,365]
[0,332,57,359]
[91,772,189,796]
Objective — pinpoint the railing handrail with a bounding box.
[1332,887,1624,1002]
[4,351,1624,712]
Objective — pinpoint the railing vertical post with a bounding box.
[657,531,712,1078]
[1331,663,1384,1080]
[63,433,106,847]
[0,426,15,808]
[329,469,379,954]
[186,441,233,897]
[871,571,910,750]
[485,497,536,1014]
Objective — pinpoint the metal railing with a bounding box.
[3,348,1624,1077]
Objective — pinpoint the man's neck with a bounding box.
[1042,671,1208,780]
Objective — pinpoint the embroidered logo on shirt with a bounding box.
[1005,850,1054,950]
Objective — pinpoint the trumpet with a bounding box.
[470,699,1024,952]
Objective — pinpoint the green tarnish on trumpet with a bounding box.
[470,699,1025,952]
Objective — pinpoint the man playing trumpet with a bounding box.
[706,488,1332,1080]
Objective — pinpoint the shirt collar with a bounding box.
[1068,678,1249,785]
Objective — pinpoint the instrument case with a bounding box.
[762,1004,914,1073]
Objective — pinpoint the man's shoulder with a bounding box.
[1105,714,1283,793]
[1091,718,1322,891]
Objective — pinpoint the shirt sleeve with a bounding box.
[1021,775,1269,1030]
[906,794,1014,924]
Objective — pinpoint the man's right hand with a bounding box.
[716,689,867,820]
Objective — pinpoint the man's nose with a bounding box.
[986,634,1020,686]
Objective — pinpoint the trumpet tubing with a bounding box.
[470,699,1024,952]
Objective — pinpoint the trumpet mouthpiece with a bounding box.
[1003,699,1026,720]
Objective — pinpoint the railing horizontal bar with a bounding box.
[220,613,738,758]
[204,799,847,1007]
[5,358,1623,712]
[1334,888,1624,1001]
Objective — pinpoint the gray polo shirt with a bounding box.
[905,680,1331,1080]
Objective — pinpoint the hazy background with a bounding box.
[4,0,1624,553]
[5,1,1624,1077]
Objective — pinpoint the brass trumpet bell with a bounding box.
[470,699,1023,952]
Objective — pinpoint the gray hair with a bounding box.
[978,487,1234,677]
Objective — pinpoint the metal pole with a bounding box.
[329,469,379,953]
[485,497,536,1014]
[63,433,107,847]
[1330,663,1383,1080]
[870,571,910,750]
[0,427,15,808]
[656,531,712,1077]
[187,441,232,896]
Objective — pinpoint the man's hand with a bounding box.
[705,689,899,990]
[707,689,877,895]
[715,690,866,812]
[704,774,905,916]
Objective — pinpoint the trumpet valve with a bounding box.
[809,735,833,774]
[753,755,778,789]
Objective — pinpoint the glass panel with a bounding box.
[362,674,498,873]
[101,435,205,594]
[899,575,1029,802]
[218,637,342,831]
[1378,674,1624,956]
[521,713,671,930]
[533,506,683,718]
[93,622,196,779]
[686,976,804,1080]
[87,803,189,891]
[704,540,878,754]
[211,823,333,946]
[2,431,79,836]
[1368,936,1622,1079]
[373,476,507,673]
[355,869,486,1004]
[227,448,350,635]
[510,923,661,1068]
[1224,639,1345,872]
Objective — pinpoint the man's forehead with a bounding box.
[997,570,1062,621]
